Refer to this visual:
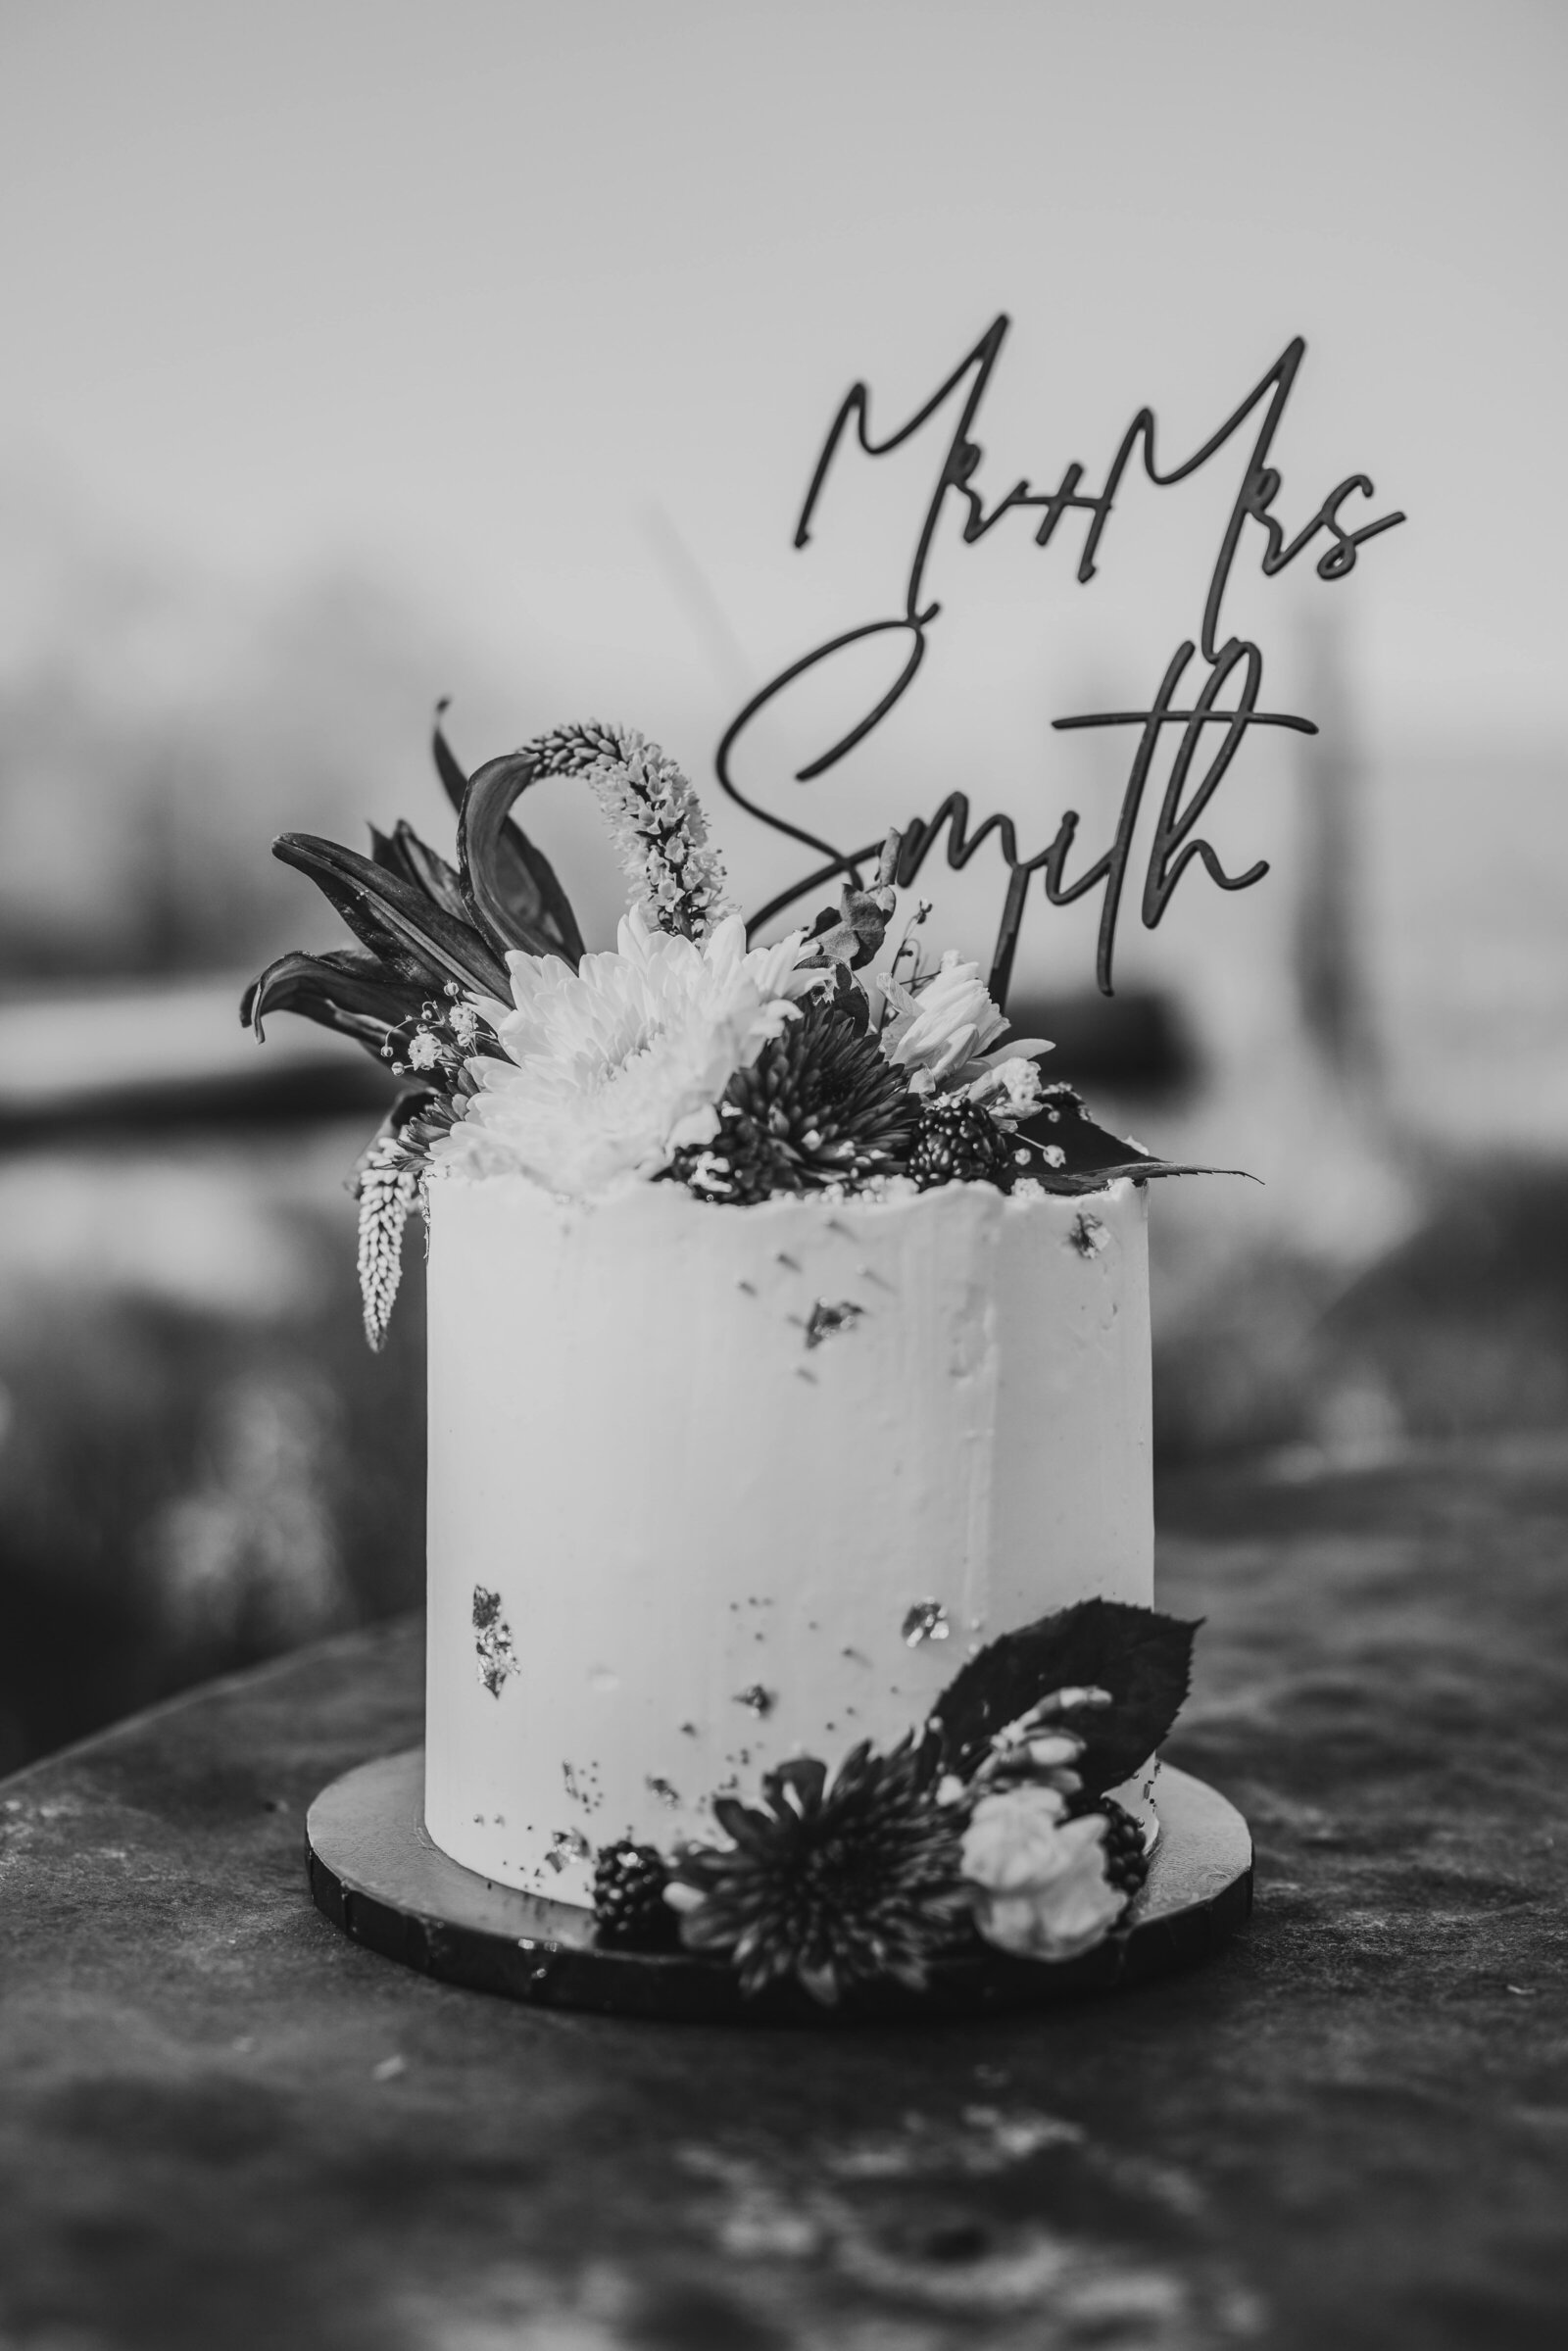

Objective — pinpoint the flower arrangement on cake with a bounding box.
[245,716,1199,1347]
[248,715,1209,2009]
[595,1592,1196,2005]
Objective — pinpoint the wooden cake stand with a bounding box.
[306,1748,1251,2023]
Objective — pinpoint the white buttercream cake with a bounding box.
[423,1169,1152,1907]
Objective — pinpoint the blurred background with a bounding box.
[0,0,1563,1771]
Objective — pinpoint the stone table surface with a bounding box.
[2,1444,1566,2351]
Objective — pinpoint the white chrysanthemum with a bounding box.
[960,1785,1126,1962]
[432,910,820,1198]
[878,953,1052,1095]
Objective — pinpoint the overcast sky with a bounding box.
[1,2,1559,699]
[0,0,1563,1031]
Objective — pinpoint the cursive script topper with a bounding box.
[718,316,1404,1004]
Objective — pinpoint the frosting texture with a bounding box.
[423,1176,1152,1902]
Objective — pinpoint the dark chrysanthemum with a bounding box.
[593,1839,679,1950]
[671,1743,971,2004]
[907,1095,1016,1190]
[670,995,919,1203]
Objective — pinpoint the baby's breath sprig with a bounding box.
[520,721,730,943]
[380,994,495,1081]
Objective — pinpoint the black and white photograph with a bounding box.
[0,4,1562,2345]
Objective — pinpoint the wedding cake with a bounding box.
[248,717,1197,2006]
[423,1171,1152,1906]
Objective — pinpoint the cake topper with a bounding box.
[720,315,1404,1004]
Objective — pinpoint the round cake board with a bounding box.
[306,1749,1252,2024]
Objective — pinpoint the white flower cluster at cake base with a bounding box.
[960,1786,1128,1961]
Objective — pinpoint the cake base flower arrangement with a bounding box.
[249,716,1225,2010]
[594,1595,1195,2007]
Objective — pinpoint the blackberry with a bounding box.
[592,1840,679,1950]
[908,1096,1015,1190]
[1097,1797,1152,1900]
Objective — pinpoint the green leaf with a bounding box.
[458,749,587,965]
[931,1598,1200,1795]
[272,833,513,1001]
[241,947,426,1055]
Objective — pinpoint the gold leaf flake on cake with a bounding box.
[902,1600,951,1647]
[471,1585,515,1697]
[802,1298,865,1349]
[545,1828,590,1874]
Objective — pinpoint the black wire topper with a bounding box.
[718,316,1404,1006]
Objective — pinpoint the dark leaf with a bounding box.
[1016,1087,1253,1196]
[770,1755,830,1812]
[241,947,425,1056]
[431,700,470,816]
[368,825,422,888]
[268,852,424,982]
[435,711,584,964]
[458,750,587,965]
[1024,1156,1249,1196]
[798,830,901,971]
[831,962,871,1033]
[398,1090,463,1152]
[368,812,480,933]
[392,820,472,927]
[268,846,433,984]
[382,1085,443,1143]
[932,1598,1200,1795]
[711,1797,778,1857]
[272,833,513,1001]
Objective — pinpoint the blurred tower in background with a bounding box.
[1293,608,1378,1102]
